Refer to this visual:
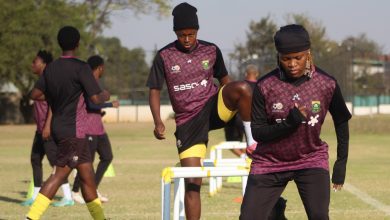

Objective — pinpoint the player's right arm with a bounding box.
[149,88,165,140]
[90,90,110,105]
[42,107,52,140]
[30,88,45,101]
[79,64,110,104]
[30,73,46,100]
[147,53,166,140]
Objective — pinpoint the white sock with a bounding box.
[61,183,72,200]
[243,121,256,146]
[32,187,41,200]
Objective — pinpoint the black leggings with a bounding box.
[30,132,68,187]
[240,168,330,220]
[72,133,113,192]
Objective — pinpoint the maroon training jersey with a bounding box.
[33,100,48,134]
[147,40,228,125]
[250,68,339,174]
[85,110,105,135]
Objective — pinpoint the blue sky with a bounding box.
[103,0,389,60]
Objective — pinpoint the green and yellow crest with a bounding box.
[311,101,321,113]
[201,60,210,70]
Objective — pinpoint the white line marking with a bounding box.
[344,183,390,216]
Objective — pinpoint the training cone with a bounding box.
[26,178,34,199]
[103,163,116,177]
[226,176,242,183]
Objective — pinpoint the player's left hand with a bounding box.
[112,100,120,108]
[332,183,343,192]
[42,126,51,141]
[154,122,166,140]
[246,142,257,159]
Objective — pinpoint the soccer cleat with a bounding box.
[52,197,75,207]
[97,191,109,203]
[20,198,34,206]
[72,191,85,204]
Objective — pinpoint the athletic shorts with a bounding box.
[55,137,92,168]
[86,135,98,160]
[176,86,237,159]
[31,132,58,166]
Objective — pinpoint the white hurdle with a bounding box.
[161,166,249,220]
[207,141,249,196]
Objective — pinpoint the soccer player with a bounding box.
[240,24,352,220]
[72,55,118,204]
[20,50,74,207]
[26,26,109,220]
[147,3,256,219]
[224,64,260,157]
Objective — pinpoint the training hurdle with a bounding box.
[207,141,249,196]
[161,166,249,220]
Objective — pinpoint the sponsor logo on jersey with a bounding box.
[173,79,208,92]
[200,79,208,87]
[308,114,319,126]
[292,93,301,101]
[272,102,284,112]
[171,65,181,73]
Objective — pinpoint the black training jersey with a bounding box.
[35,57,101,140]
[147,40,228,125]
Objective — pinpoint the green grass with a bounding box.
[0,115,390,219]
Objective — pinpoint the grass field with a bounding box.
[0,115,389,219]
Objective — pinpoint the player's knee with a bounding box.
[239,81,252,96]
[185,182,201,193]
[229,81,251,97]
[47,158,56,167]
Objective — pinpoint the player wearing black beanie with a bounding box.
[240,24,351,220]
[147,2,258,220]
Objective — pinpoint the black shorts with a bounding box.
[55,137,92,168]
[31,132,58,166]
[175,91,234,154]
[87,135,98,160]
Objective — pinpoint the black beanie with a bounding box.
[274,24,311,53]
[172,2,199,31]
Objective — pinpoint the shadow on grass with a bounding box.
[0,191,63,205]
[0,195,23,204]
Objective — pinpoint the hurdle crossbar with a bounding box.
[161,166,249,220]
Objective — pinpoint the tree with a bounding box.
[94,37,149,101]
[342,34,383,96]
[72,0,171,52]
[0,0,170,123]
[0,0,90,123]
[285,14,333,59]
[229,16,277,78]
[230,14,335,78]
